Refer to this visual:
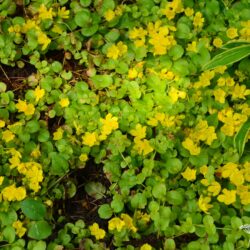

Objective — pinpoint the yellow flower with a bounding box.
[9,154,21,168]
[106,41,127,59]
[181,167,197,181]
[129,27,147,39]
[217,189,236,205]
[89,223,106,240]
[187,41,197,52]
[193,12,204,29]
[140,244,152,250]
[133,138,153,156]
[208,181,221,196]
[201,178,209,186]
[185,7,194,16]
[226,27,238,39]
[53,127,63,140]
[115,5,123,16]
[2,130,15,142]
[162,7,175,20]
[104,9,115,21]
[16,99,35,116]
[82,132,99,147]
[100,113,119,136]
[79,153,88,162]
[231,84,250,100]
[51,24,63,34]
[221,123,235,136]
[38,4,55,20]
[2,184,26,201]
[12,221,26,238]
[198,195,213,214]
[213,66,227,75]
[59,97,70,108]
[108,217,125,232]
[213,88,226,103]
[31,147,41,158]
[237,185,250,205]
[18,162,43,192]
[34,86,45,102]
[182,138,200,155]
[135,211,151,223]
[168,87,186,103]
[44,199,53,207]
[130,124,146,140]
[26,104,36,116]
[0,120,5,128]
[219,162,244,186]
[121,214,137,233]
[8,24,21,33]
[37,31,51,50]
[128,68,138,79]
[200,165,208,176]
[0,176,4,185]
[213,38,223,48]
[225,77,235,86]
[22,20,38,32]
[240,21,250,41]
[107,44,120,59]
[117,41,128,56]
[243,162,250,182]
[57,6,70,19]
[148,23,176,55]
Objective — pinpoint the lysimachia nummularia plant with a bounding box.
[0,0,249,249]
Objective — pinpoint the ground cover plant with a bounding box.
[0,0,250,249]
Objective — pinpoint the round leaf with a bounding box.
[21,199,46,220]
[28,221,52,240]
[98,204,113,219]
[74,10,91,27]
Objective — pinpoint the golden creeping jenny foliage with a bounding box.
[0,0,250,248]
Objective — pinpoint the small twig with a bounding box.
[0,64,10,82]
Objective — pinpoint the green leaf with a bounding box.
[164,238,176,250]
[28,241,47,250]
[203,45,250,70]
[51,61,63,73]
[98,204,113,219]
[221,40,250,49]
[74,9,91,27]
[152,183,166,200]
[28,221,52,240]
[20,199,46,220]
[38,129,50,142]
[26,120,40,133]
[105,29,120,42]
[159,206,172,231]
[81,24,99,37]
[130,192,147,209]
[166,190,184,205]
[3,226,15,243]
[84,182,106,200]
[98,0,115,15]
[0,81,7,92]
[91,74,113,89]
[80,0,92,7]
[111,194,124,213]
[0,209,17,225]
[176,23,191,39]
[234,117,250,157]
[50,152,69,176]
[166,158,183,174]
[168,44,184,60]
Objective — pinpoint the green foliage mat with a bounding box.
[0,0,250,249]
